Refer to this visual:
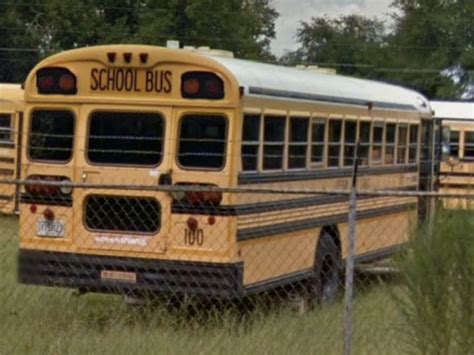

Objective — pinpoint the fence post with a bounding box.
[344,141,360,355]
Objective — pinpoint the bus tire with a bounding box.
[310,231,341,305]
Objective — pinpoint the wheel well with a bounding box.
[320,225,341,252]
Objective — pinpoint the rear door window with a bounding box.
[178,115,227,169]
[88,112,164,166]
[29,110,75,162]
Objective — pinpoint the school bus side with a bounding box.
[18,45,432,300]
[231,94,431,289]
[432,101,474,209]
[0,84,24,214]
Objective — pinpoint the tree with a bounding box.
[280,15,388,78]
[388,0,474,99]
[136,0,278,61]
[0,0,279,83]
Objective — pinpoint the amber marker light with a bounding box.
[107,52,116,63]
[139,53,148,64]
[123,52,132,63]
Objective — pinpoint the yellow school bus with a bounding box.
[18,44,433,302]
[0,84,24,214]
[432,101,474,209]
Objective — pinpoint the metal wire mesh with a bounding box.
[1,178,473,354]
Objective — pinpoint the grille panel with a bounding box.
[85,195,160,233]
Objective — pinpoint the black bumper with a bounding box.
[18,249,244,299]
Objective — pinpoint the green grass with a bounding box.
[394,209,474,355]
[0,215,411,355]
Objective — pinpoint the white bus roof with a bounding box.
[430,101,474,121]
[208,55,431,114]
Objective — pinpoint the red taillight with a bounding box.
[172,184,223,206]
[43,208,55,221]
[208,216,216,225]
[38,75,54,90]
[58,73,75,91]
[187,217,198,231]
[29,204,37,213]
[36,67,77,95]
[205,79,221,96]
[182,78,200,96]
[181,71,224,99]
[184,190,222,206]
[25,175,72,196]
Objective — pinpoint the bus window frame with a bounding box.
[262,114,287,172]
[358,120,371,167]
[27,108,77,165]
[309,117,327,168]
[463,130,474,159]
[397,123,409,165]
[343,119,358,167]
[287,116,310,171]
[385,121,397,165]
[446,128,460,158]
[371,121,385,165]
[241,113,262,173]
[408,124,419,164]
[327,117,343,168]
[0,113,14,145]
[85,109,167,169]
[176,112,229,172]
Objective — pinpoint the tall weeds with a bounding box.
[395,209,474,354]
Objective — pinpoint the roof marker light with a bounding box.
[107,52,116,63]
[139,53,148,64]
[123,52,132,63]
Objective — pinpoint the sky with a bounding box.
[270,0,394,56]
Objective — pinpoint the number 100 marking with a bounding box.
[184,228,204,246]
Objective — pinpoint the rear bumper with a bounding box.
[18,249,244,299]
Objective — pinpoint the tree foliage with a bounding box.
[280,15,387,79]
[282,0,474,99]
[0,0,278,82]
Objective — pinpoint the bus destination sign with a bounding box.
[90,68,172,94]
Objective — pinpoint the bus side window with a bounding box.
[241,114,260,172]
[328,119,342,167]
[408,125,419,164]
[343,120,357,166]
[372,122,384,164]
[288,117,309,169]
[263,116,286,170]
[359,121,371,166]
[385,123,396,164]
[310,118,326,166]
[449,130,460,157]
[0,114,13,143]
[397,125,408,164]
[463,131,474,158]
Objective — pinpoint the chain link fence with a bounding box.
[0,179,473,354]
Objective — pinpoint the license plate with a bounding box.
[101,270,137,283]
[37,219,65,238]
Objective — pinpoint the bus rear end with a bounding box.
[0,84,23,214]
[18,45,243,298]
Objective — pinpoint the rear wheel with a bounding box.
[310,231,341,305]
